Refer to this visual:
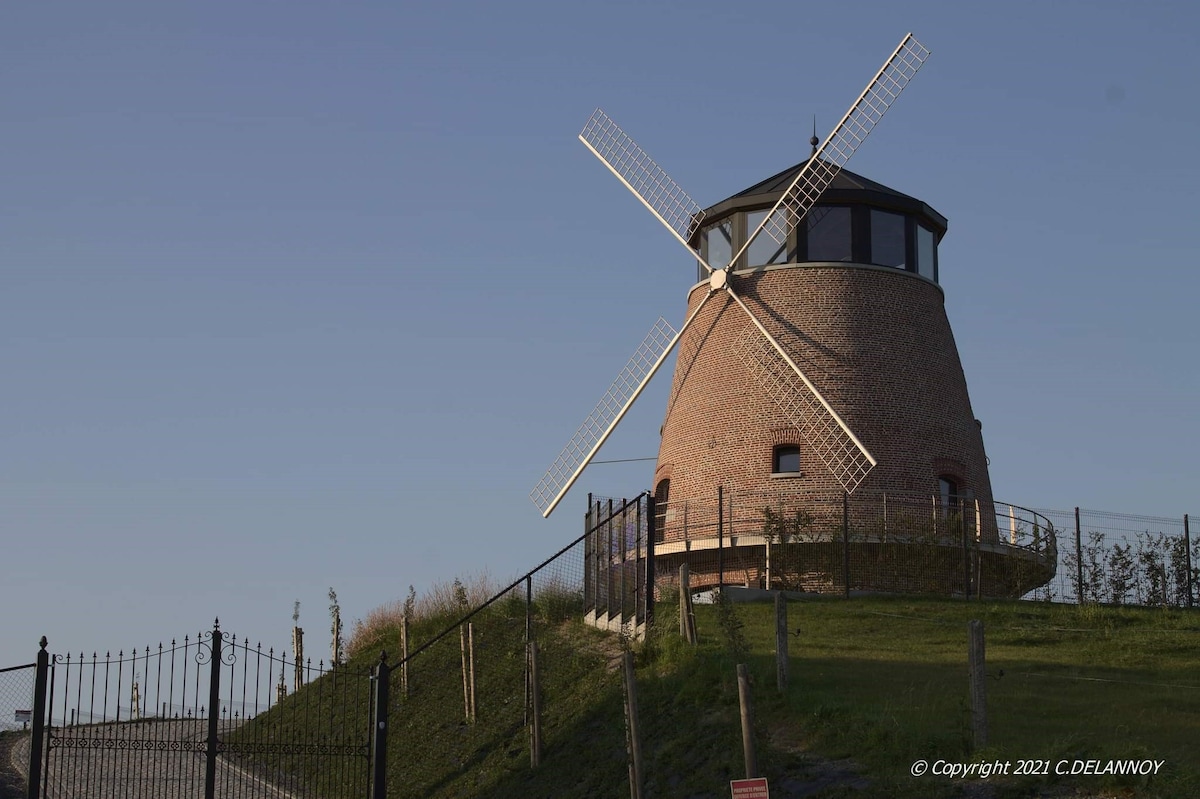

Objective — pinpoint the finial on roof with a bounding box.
[811,116,819,156]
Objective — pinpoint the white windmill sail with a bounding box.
[532,33,929,515]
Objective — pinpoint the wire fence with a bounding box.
[0,662,35,733]
[1031,508,1194,607]
[380,529,626,798]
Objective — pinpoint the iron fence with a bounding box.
[653,487,1057,600]
[15,623,376,799]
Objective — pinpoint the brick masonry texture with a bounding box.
[653,263,997,540]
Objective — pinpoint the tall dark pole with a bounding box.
[1185,514,1193,608]
[1074,507,1084,603]
[961,508,971,600]
[204,621,222,799]
[525,575,532,725]
[842,491,850,599]
[717,485,725,591]
[27,637,49,799]
[645,495,656,630]
[371,651,391,799]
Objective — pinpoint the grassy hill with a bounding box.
[239,593,1200,798]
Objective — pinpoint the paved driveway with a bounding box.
[9,720,305,798]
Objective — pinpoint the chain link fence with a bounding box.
[0,663,35,734]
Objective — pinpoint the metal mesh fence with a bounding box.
[0,663,35,734]
[384,532,625,798]
[1032,508,1194,607]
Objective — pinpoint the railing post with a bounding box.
[27,636,49,799]
[842,491,850,599]
[204,620,222,799]
[607,498,615,621]
[645,495,656,631]
[371,651,391,799]
[718,485,725,591]
[1185,514,1193,609]
[1074,507,1084,603]
[961,505,971,600]
[620,500,629,623]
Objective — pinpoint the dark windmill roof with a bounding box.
[697,158,947,240]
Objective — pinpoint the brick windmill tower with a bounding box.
[532,34,1053,598]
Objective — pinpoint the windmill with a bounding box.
[531,33,930,519]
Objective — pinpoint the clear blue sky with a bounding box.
[3,1,1197,669]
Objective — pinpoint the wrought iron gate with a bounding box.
[23,620,386,799]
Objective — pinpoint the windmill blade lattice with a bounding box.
[530,317,678,517]
[732,33,929,264]
[580,109,707,257]
[733,325,876,495]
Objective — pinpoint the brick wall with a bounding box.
[654,263,997,541]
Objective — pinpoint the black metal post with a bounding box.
[525,575,532,725]
[718,485,725,591]
[584,494,591,612]
[593,499,602,617]
[584,498,594,616]
[842,491,850,599]
[1074,507,1084,603]
[607,498,615,621]
[1185,514,1193,609]
[371,651,390,799]
[645,495,656,630]
[620,501,628,621]
[27,637,49,799]
[204,621,222,799]
[961,509,971,601]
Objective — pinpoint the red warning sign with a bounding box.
[730,777,769,799]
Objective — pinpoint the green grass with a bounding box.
[239,595,1200,798]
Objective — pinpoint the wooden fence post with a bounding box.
[968,619,987,749]
[775,593,788,692]
[737,663,758,778]
[468,622,477,723]
[679,564,697,644]
[528,641,542,768]
[400,615,409,700]
[622,651,644,799]
[460,625,473,723]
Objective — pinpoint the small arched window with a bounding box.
[653,479,670,541]
[938,476,960,514]
[772,445,802,475]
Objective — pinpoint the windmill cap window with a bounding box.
[694,160,947,282]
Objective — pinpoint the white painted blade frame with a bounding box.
[729,33,930,267]
[531,293,717,517]
[579,109,710,267]
[728,289,876,495]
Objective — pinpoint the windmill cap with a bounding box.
[693,158,947,244]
